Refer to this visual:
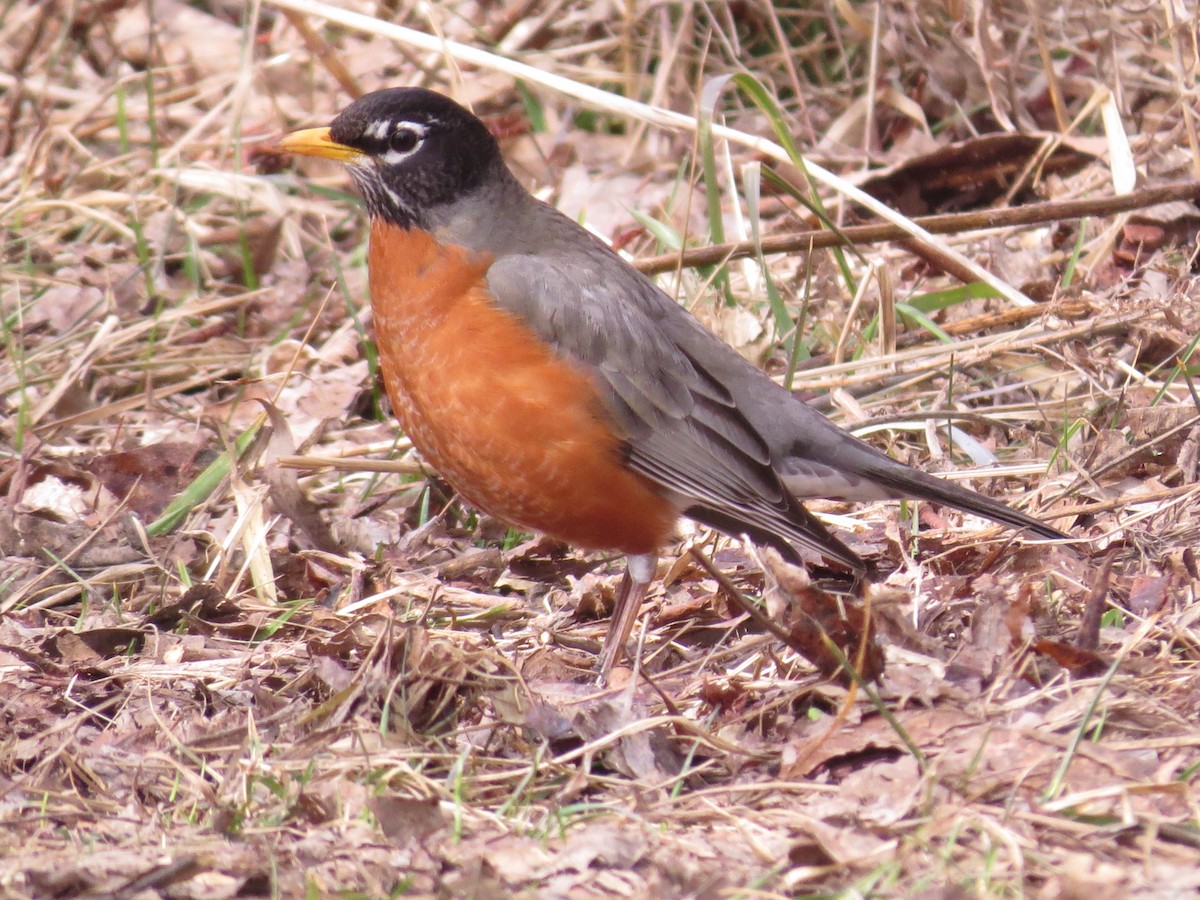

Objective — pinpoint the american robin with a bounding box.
[278,88,1068,676]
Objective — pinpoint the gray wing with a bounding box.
[479,197,1064,552]
[485,236,867,572]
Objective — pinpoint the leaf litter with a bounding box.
[1,0,1199,896]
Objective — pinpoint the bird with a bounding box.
[277,87,1068,677]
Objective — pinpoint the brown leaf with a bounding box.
[1031,639,1109,676]
[258,399,343,554]
[83,441,206,519]
[1121,201,1200,256]
[783,706,976,779]
[1127,573,1171,617]
[437,547,505,586]
[653,584,718,627]
[762,551,884,683]
[571,698,684,783]
[555,821,648,872]
[951,575,1033,684]
[859,132,1099,215]
[367,795,446,846]
[54,627,144,662]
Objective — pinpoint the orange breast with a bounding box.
[367,221,677,555]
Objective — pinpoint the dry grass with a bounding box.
[2,0,1199,896]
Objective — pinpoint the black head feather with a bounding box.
[327,88,503,229]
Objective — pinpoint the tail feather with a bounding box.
[852,456,1067,541]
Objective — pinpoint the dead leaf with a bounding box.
[84,441,206,519]
[367,795,446,846]
[761,550,884,683]
[859,132,1100,215]
[258,399,343,554]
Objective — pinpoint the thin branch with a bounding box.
[634,180,1200,275]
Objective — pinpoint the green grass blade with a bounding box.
[145,418,265,537]
[895,302,954,343]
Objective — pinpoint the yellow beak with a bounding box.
[277,127,364,164]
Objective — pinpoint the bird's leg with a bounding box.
[596,553,657,682]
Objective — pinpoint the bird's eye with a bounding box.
[389,127,422,154]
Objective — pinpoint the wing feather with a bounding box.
[485,245,866,570]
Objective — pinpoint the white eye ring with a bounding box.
[380,123,426,164]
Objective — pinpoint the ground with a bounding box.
[2,0,1199,897]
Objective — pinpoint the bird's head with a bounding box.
[278,88,502,230]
